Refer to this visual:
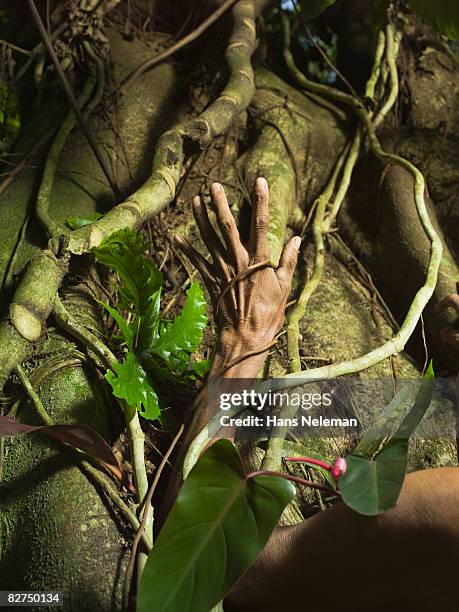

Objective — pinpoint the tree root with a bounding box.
[0,0,260,390]
[277,15,443,390]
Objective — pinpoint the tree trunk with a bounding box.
[0,1,457,610]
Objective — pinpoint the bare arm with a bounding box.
[226,467,459,612]
[161,179,300,516]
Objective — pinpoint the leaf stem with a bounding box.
[285,456,332,471]
[248,469,340,498]
[123,424,184,608]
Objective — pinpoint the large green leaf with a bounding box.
[340,442,408,516]
[340,363,435,516]
[386,361,435,446]
[149,282,207,372]
[92,228,162,319]
[137,439,295,612]
[407,0,459,40]
[301,0,336,21]
[105,352,159,421]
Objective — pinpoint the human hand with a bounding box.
[175,178,300,376]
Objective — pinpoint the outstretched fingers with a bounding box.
[210,182,248,272]
[249,177,270,262]
[276,236,301,293]
[191,195,228,274]
[174,235,216,290]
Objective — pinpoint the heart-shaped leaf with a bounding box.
[137,439,295,612]
[339,441,408,516]
[340,363,435,516]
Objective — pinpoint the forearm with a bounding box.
[226,468,459,612]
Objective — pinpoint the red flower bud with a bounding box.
[330,457,347,480]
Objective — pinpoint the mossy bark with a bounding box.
[0,30,179,611]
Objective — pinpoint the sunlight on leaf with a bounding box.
[92,228,162,317]
[106,353,159,421]
[149,282,207,373]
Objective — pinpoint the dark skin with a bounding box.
[175,177,301,381]
[175,180,459,611]
[161,178,300,517]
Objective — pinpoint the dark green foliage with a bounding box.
[138,440,295,612]
[148,282,208,374]
[92,229,208,420]
[340,363,435,515]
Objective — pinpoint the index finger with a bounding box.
[249,177,270,262]
[210,182,248,272]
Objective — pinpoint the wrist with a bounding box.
[210,330,271,379]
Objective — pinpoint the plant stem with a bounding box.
[36,77,95,238]
[278,14,443,388]
[53,296,118,369]
[248,470,339,497]
[15,365,53,425]
[14,364,152,549]
[123,424,184,607]
[285,456,332,471]
[53,297,154,544]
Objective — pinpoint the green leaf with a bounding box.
[339,442,408,516]
[189,359,211,378]
[65,212,103,230]
[105,352,159,421]
[98,301,134,350]
[340,364,435,516]
[138,439,295,612]
[386,361,435,446]
[92,228,162,319]
[407,0,459,40]
[149,282,207,372]
[135,288,162,353]
[301,0,336,21]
